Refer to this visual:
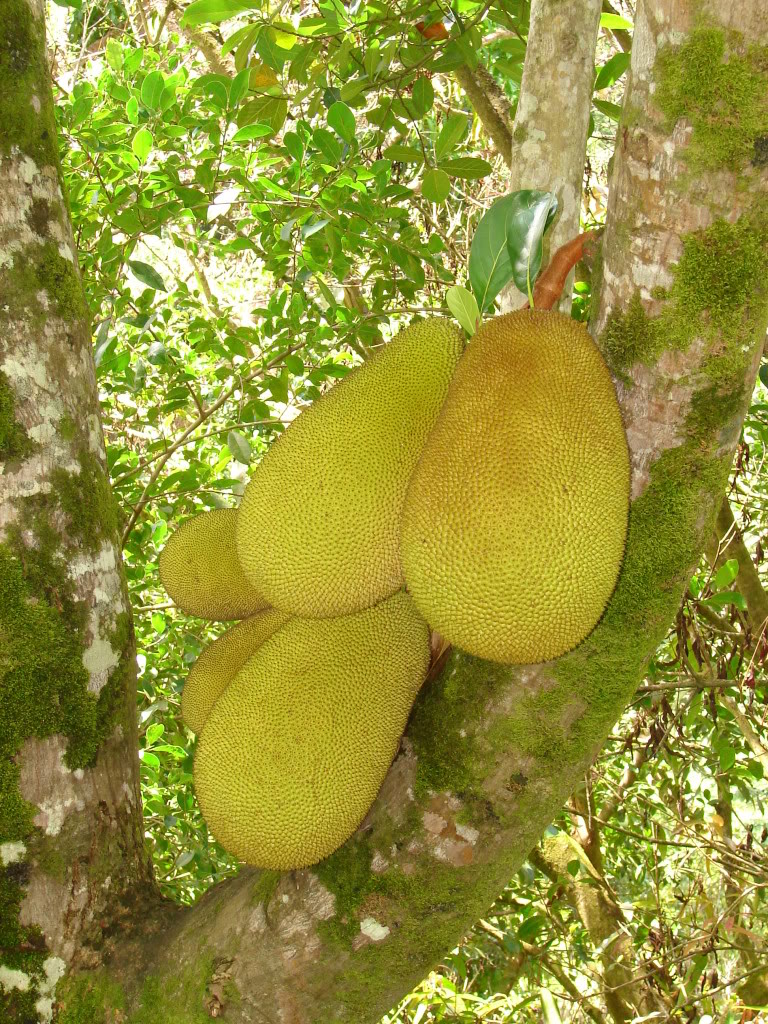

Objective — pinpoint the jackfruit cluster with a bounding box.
[158,310,629,871]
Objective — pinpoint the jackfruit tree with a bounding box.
[1,0,768,1022]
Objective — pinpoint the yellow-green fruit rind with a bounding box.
[159,508,269,620]
[181,609,290,734]
[400,310,630,665]
[194,591,430,869]
[236,320,465,618]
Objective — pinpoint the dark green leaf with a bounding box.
[468,190,558,310]
[439,156,492,180]
[128,260,167,292]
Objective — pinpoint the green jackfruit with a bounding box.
[194,591,430,869]
[181,609,290,734]
[159,508,268,621]
[401,310,630,664]
[236,319,464,618]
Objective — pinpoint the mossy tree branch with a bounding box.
[52,4,768,1022]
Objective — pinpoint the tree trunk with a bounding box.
[0,1,152,1019]
[499,0,603,313]
[2,1,768,1022]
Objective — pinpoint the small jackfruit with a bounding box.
[181,609,290,734]
[193,591,430,869]
[236,319,465,618]
[159,508,268,620]
[400,310,630,664]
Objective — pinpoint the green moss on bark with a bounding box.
[600,212,768,380]
[0,371,36,462]
[0,439,130,1019]
[0,0,60,165]
[0,243,88,327]
[655,27,768,172]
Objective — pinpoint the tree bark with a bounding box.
[499,0,603,313]
[0,1,152,1019]
[2,1,768,1022]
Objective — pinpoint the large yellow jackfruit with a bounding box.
[181,609,290,734]
[194,591,430,869]
[400,310,630,664]
[236,320,465,618]
[159,508,268,620]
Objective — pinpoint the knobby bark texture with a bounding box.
[0,0,152,1019]
[2,1,768,1023]
[499,0,603,313]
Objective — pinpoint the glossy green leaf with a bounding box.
[231,122,274,143]
[181,0,255,27]
[439,156,492,180]
[141,71,164,110]
[421,167,450,203]
[327,101,355,143]
[435,113,468,161]
[712,558,739,591]
[446,285,480,337]
[594,51,631,90]
[126,96,139,125]
[312,127,342,164]
[128,260,167,292]
[229,67,251,108]
[468,190,558,310]
[131,127,153,162]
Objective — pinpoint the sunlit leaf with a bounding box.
[446,285,480,336]
[421,167,450,203]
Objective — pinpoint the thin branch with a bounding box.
[453,64,514,167]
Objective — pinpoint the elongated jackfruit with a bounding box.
[181,609,290,734]
[159,508,269,621]
[236,320,465,618]
[400,310,630,664]
[194,591,430,869]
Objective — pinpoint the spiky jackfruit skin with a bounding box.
[159,508,269,620]
[400,310,630,665]
[181,609,290,734]
[194,591,430,869]
[236,320,465,618]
